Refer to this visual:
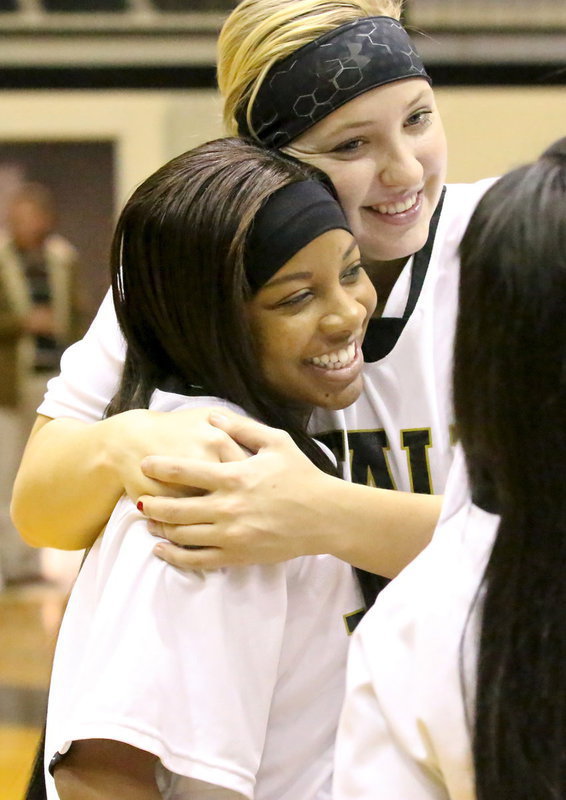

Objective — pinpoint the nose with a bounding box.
[377,140,423,190]
[319,287,366,339]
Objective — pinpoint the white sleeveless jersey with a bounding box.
[310,178,495,496]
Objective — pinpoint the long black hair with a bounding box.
[106,137,337,475]
[455,137,566,800]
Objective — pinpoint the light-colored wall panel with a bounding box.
[436,87,566,183]
[0,90,223,211]
[1,86,563,199]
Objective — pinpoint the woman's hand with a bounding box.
[105,406,249,504]
[138,412,442,576]
[11,407,248,550]
[138,413,336,569]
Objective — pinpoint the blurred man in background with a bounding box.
[0,182,83,585]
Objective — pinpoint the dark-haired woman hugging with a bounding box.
[45,138,376,800]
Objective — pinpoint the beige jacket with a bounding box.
[0,232,82,405]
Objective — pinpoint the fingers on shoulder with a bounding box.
[209,412,293,453]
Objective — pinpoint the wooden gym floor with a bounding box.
[0,574,72,798]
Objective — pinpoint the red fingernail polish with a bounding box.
[137,500,144,512]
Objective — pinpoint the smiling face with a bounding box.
[285,78,448,267]
[247,228,376,412]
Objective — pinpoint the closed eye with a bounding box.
[331,138,366,154]
[275,289,314,309]
[340,262,363,283]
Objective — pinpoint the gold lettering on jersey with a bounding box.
[400,428,433,494]
[343,608,366,636]
[317,426,439,494]
[314,428,347,471]
[347,429,397,490]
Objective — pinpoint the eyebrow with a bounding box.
[263,239,359,288]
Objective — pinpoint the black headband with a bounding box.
[245,180,352,292]
[238,16,431,148]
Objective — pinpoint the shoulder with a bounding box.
[148,390,247,417]
[360,496,497,659]
[440,178,498,236]
[424,178,498,273]
[353,496,499,735]
[343,498,498,796]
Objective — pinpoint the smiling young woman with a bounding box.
[285,79,448,276]
[46,137,376,800]
[12,0,492,589]
[248,229,374,413]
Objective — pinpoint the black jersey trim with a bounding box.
[472,483,501,515]
[362,186,447,363]
[157,375,206,396]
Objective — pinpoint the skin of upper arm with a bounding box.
[11,413,120,549]
[54,739,161,800]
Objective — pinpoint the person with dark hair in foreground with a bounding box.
[333,137,566,800]
[45,137,376,799]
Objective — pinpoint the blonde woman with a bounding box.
[13,0,493,590]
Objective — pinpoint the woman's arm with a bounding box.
[139,414,442,578]
[11,408,247,550]
[54,739,160,800]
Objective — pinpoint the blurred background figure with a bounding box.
[0,182,83,586]
[0,182,82,376]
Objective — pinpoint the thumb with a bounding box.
[208,412,282,454]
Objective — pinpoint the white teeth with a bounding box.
[373,192,418,216]
[310,342,357,370]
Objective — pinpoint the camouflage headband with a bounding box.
[237,16,431,148]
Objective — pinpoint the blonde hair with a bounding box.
[218,0,403,137]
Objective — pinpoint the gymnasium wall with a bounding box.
[1,86,563,199]
[0,86,564,309]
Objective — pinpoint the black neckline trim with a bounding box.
[362,186,447,364]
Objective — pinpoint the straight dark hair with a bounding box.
[106,137,338,475]
[455,137,566,799]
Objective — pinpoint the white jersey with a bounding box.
[45,391,363,800]
[333,452,498,800]
[310,179,496,496]
[38,181,495,499]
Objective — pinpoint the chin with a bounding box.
[365,229,429,264]
[317,388,362,412]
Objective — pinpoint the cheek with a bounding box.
[424,127,448,178]
[319,162,371,211]
[255,320,298,379]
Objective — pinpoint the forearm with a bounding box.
[310,474,442,577]
[55,769,161,800]
[11,415,127,549]
[11,407,246,551]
